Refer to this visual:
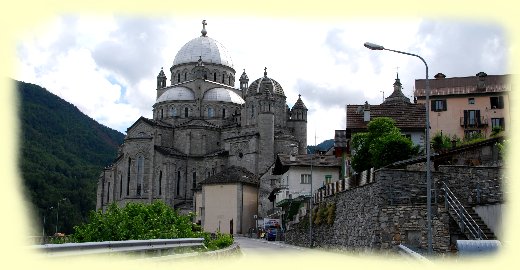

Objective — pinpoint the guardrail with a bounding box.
[397,244,431,263]
[32,238,206,257]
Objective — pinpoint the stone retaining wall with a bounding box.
[285,165,502,253]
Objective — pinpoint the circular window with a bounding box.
[238,152,244,158]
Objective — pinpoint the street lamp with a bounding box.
[56,198,66,235]
[364,42,432,254]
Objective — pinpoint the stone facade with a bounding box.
[285,164,503,253]
[96,22,307,215]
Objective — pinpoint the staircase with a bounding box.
[441,182,496,240]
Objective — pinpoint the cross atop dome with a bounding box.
[264,67,267,77]
[201,20,207,37]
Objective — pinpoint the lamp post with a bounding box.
[364,42,432,254]
[55,198,66,235]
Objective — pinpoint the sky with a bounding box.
[13,15,509,144]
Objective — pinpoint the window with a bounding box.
[222,74,225,83]
[192,172,197,189]
[184,73,187,81]
[177,73,180,83]
[464,130,481,138]
[468,98,475,104]
[325,175,332,185]
[214,73,217,81]
[184,107,189,117]
[463,110,481,127]
[490,96,504,109]
[208,107,214,117]
[491,118,505,130]
[137,156,144,196]
[107,182,110,203]
[126,158,131,196]
[431,99,447,111]
[176,171,181,196]
[301,174,311,184]
[158,171,162,196]
[222,108,226,118]
[171,107,177,117]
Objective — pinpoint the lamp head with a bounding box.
[364,42,385,50]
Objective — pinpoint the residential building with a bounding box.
[344,73,426,163]
[269,154,341,229]
[414,72,511,139]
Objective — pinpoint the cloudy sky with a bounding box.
[13,15,509,144]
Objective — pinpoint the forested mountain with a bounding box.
[307,139,334,154]
[17,80,125,235]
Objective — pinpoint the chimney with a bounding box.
[363,101,370,122]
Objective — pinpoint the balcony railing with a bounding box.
[460,117,488,127]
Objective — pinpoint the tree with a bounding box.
[351,117,419,172]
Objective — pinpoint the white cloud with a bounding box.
[14,16,509,143]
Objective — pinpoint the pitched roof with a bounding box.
[198,166,259,186]
[174,118,220,129]
[346,102,426,132]
[414,74,512,97]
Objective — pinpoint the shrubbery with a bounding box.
[70,201,232,250]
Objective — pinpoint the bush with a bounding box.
[71,201,207,243]
[204,232,234,250]
[431,132,452,153]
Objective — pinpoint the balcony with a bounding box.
[460,117,488,128]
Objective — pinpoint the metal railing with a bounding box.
[397,244,431,263]
[441,182,487,240]
[32,238,206,257]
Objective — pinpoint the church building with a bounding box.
[96,21,308,219]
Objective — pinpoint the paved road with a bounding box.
[233,236,311,257]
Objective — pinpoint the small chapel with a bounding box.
[96,21,308,233]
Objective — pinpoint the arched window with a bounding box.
[222,74,225,83]
[214,73,217,81]
[158,170,162,196]
[126,158,131,196]
[176,171,181,196]
[192,172,197,189]
[208,107,214,118]
[137,156,144,196]
[229,77,231,85]
[222,108,226,118]
[171,107,177,117]
[177,73,180,82]
[161,109,164,119]
[184,73,187,81]
[184,107,189,117]
[119,174,122,198]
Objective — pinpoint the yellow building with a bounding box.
[414,72,511,139]
[194,166,259,235]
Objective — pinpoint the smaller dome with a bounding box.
[292,94,307,110]
[248,77,285,96]
[157,86,195,103]
[203,88,245,104]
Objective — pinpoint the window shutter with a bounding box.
[476,110,481,126]
[498,96,504,109]
[443,100,448,111]
[463,110,468,127]
[431,100,435,111]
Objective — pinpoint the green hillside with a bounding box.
[17,80,125,235]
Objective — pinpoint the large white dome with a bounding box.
[172,36,234,68]
[203,88,245,104]
[156,86,195,103]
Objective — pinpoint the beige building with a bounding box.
[194,166,258,234]
[414,72,511,139]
